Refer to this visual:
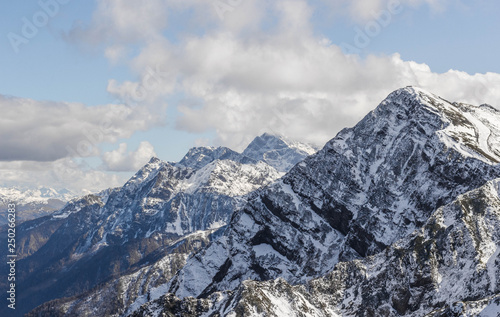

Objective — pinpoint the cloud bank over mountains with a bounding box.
[3,0,500,193]
[74,0,500,150]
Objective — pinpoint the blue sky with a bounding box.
[1,0,500,193]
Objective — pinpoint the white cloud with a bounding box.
[4,0,496,195]
[71,0,500,153]
[67,0,170,47]
[125,28,500,150]
[0,141,158,194]
[102,141,157,172]
[104,45,127,64]
[0,95,164,161]
[327,0,448,22]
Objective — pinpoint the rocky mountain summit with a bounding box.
[127,87,500,317]
[164,87,500,301]
[241,132,320,172]
[175,133,318,173]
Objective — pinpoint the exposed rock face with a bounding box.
[26,229,223,317]
[131,178,500,316]
[9,159,279,316]
[425,294,500,317]
[166,87,500,301]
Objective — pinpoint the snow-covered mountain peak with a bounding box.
[173,133,317,173]
[123,156,168,190]
[244,133,317,156]
[164,87,500,302]
[377,86,500,164]
[0,186,74,225]
[242,133,319,172]
[19,88,500,317]
[9,133,322,316]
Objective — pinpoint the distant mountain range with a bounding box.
[0,187,75,226]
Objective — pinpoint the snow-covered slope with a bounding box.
[19,87,500,317]
[163,87,500,302]
[426,294,500,316]
[130,177,500,317]
[12,157,280,316]
[27,228,224,317]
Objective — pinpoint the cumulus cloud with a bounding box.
[0,95,163,161]
[71,0,447,44]
[67,0,169,46]
[323,0,448,22]
[102,141,157,172]
[0,141,157,194]
[5,0,496,195]
[73,0,500,153]
[123,29,500,150]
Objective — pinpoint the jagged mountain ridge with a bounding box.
[11,161,276,316]
[133,177,500,316]
[175,146,257,170]
[163,87,500,302]
[17,87,500,316]
[176,133,318,173]
[10,134,314,317]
